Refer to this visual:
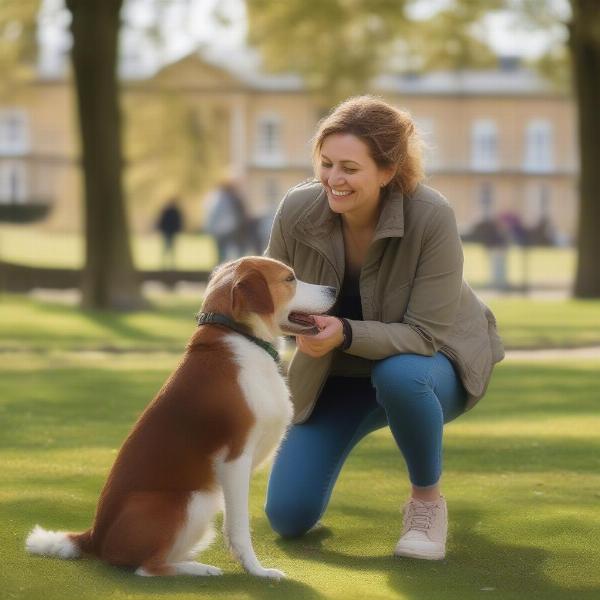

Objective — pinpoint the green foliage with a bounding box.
[0,0,41,96]
[247,0,412,101]
[503,0,572,89]
[401,0,501,72]
[124,91,224,214]
[246,0,506,101]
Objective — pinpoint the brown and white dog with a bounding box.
[26,257,336,580]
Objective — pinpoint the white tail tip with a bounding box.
[25,525,80,559]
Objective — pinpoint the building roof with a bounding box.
[377,68,555,96]
[36,41,560,97]
[189,45,559,96]
[193,45,305,91]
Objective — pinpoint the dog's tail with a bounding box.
[25,525,93,559]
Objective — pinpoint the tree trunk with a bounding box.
[570,0,600,297]
[66,0,144,309]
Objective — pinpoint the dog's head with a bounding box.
[201,257,336,340]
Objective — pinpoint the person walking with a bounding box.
[156,197,183,269]
[264,96,504,560]
[479,215,511,291]
[204,179,249,263]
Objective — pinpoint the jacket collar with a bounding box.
[291,184,405,286]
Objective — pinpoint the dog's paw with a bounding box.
[173,561,223,576]
[201,564,224,577]
[250,566,286,580]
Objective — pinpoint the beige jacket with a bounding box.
[266,180,504,424]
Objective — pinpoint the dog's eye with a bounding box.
[285,274,296,282]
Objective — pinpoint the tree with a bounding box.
[124,87,224,219]
[569,0,600,297]
[65,0,143,309]
[501,0,600,297]
[246,0,500,102]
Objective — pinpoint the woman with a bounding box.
[264,96,504,560]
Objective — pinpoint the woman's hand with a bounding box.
[296,315,344,358]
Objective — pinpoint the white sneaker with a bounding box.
[394,496,447,560]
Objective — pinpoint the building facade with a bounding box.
[0,48,578,242]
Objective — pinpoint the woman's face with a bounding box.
[318,133,394,224]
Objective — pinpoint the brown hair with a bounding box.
[312,95,425,195]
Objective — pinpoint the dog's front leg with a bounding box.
[216,454,285,580]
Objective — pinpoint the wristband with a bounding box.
[337,318,352,351]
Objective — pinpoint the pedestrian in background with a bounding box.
[480,215,511,291]
[204,179,249,263]
[156,197,183,270]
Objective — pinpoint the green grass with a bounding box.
[1,357,599,600]
[460,243,575,289]
[0,224,575,287]
[487,297,600,349]
[0,293,199,353]
[1,294,599,598]
[1,293,599,352]
[0,226,216,270]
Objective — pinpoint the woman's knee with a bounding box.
[372,354,432,405]
[265,493,322,538]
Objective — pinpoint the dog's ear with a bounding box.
[231,269,274,318]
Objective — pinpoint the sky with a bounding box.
[37,0,568,77]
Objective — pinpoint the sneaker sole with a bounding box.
[394,547,446,561]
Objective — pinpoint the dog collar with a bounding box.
[195,312,281,365]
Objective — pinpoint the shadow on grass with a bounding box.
[95,568,324,600]
[40,300,193,347]
[466,363,600,419]
[0,368,163,450]
[10,553,323,600]
[0,295,200,352]
[274,508,597,600]
[9,499,324,600]
[344,434,600,475]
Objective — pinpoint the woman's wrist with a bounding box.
[336,318,353,351]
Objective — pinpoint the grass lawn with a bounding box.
[1,292,599,352]
[486,297,600,349]
[0,226,217,271]
[0,290,599,599]
[0,292,199,353]
[0,224,575,288]
[1,355,599,600]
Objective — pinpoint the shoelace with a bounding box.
[404,502,437,532]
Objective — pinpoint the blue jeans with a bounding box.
[265,352,467,538]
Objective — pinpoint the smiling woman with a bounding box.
[263,95,505,563]
[318,133,393,232]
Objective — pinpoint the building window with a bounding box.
[0,161,28,203]
[524,120,553,172]
[255,114,284,165]
[0,110,30,155]
[471,119,498,171]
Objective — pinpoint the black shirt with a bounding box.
[336,267,363,321]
